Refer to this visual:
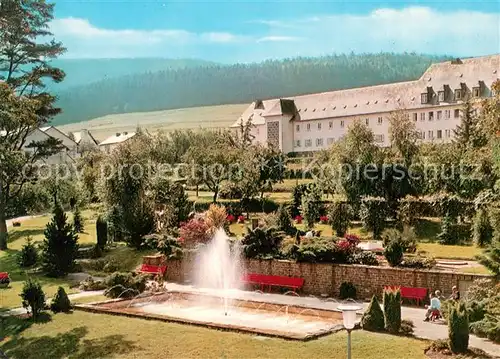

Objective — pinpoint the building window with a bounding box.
[267,121,280,148]
[428,112,434,121]
[295,140,301,147]
[340,120,345,128]
[445,110,450,119]
[437,111,442,120]
[377,117,383,125]
[420,113,425,121]
[317,123,322,130]
[421,93,428,104]
[445,129,451,138]
[307,124,311,132]
[374,134,385,143]
[454,89,462,100]
[296,124,300,132]
[316,138,324,147]
[472,87,480,97]
[428,130,434,139]
[327,138,334,145]
[454,109,460,118]
[437,130,442,139]
[305,139,312,147]
[413,113,418,122]
[421,131,426,140]
[365,118,369,126]
[438,91,445,102]
[329,121,333,129]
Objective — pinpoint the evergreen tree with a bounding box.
[50,287,71,313]
[328,201,350,237]
[448,302,469,353]
[383,288,402,333]
[453,100,486,149]
[438,213,457,245]
[478,239,500,278]
[20,278,46,320]
[360,197,387,240]
[473,208,493,247]
[301,185,322,229]
[41,203,79,277]
[276,205,294,235]
[361,295,385,332]
[96,215,108,250]
[72,205,84,233]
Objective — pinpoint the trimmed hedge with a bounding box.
[362,296,385,332]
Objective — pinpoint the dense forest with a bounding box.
[53,53,451,125]
[48,58,216,90]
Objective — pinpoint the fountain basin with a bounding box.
[75,291,357,340]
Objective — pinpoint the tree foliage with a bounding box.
[362,295,385,332]
[41,202,79,277]
[383,288,402,333]
[448,302,469,354]
[20,278,45,320]
[473,208,494,247]
[301,185,322,229]
[328,201,350,237]
[388,109,419,167]
[360,197,387,240]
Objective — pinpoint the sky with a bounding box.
[50,0,500,63]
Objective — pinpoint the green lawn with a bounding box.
[0,311,428,359]
[0,210,100,309]
[417,242,482,260]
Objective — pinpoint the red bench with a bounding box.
[242,273,304,292]
[384,286,427,306]
[0,272,8,279]
[138,264,167,276]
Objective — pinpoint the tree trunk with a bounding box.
[0,207,8,250]
[196,184,199,197]
[212,187,218,203]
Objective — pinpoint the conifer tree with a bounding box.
[41,202,79,277]
[73,204,84,233]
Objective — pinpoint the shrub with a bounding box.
[383,288,402,333]
[79,276,107,291]
[448,302,469,353]
[179,218,210,247]
[438,214,457,245]
[17,237,38,268]
[205,204,227,232]
[96,215,108,250]
[292,184,309,216]
[301,185,322,229]
[295,215,303,224]
[73,205,84,233]
[122,198,156,248]
[20,278,46,319]
[276,205,295,235]
[143,233,183,259]
[384,240,404,267]
[349,251,379,266]
[399,255,436,269]
[339,282,356,300]
[50,287,71,313]
[41,203,79,277]
[361,295,385,332]
[319,216,328,224]
[381,227,417,253]
[104,272,147,299]
[237,215,246,224]
[226,214,236,223]
[400,319,415,335]
[219,182,243,199]
[477,238,500,277]
[328,201,350,237]
[473,208,494,247]
[470,315,500,343]
[241,227,284,259]
[360,197,387,240]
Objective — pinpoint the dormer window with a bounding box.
[454,89,462,100]
[472,87,480,98]
[421,93,428,104]
[438,91,445,102]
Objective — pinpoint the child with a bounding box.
[424,290,441,321]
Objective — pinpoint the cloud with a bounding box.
[49,7,499,61]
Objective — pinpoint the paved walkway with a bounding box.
[164,283,500,357]
[1,290,104,317]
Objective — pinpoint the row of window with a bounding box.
[421,87,482,104]
[418,129,453,140]
[413,109,460,122]
[295,134,386,148]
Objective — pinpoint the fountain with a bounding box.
[193,228,242,316]
[76,228,360,340]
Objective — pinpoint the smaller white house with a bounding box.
[99,132,137,153]
[70,129,99,153]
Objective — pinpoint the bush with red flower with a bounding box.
[237,215,246,224]
[179,218,210,247]
[295,215,303,224]
[319,216,329,224]
[344,234,361,247]
[226,214,236,224]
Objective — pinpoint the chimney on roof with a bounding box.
[116,133,121,137]
[123,132,128,135]
[451,58,463,65]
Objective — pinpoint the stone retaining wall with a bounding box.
[164,256,493,299]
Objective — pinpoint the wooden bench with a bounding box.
[138,264,167,277]
[242,273,304,292]
[384,286,427,306]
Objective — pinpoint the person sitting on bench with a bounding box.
[449,286,460,301]
[424,291,441,322]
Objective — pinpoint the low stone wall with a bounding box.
[164,256,493,300]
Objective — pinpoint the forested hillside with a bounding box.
[48,58,216,90]
[53,53,450,125]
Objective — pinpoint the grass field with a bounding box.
[0,311,429,359]
[59,103,249,142]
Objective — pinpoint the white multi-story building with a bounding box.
[232,55,499,153]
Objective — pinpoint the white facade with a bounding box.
[99,132,137,153]
[232,55,499,153]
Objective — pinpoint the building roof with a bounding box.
[233,54,500,127]
[72,129,99,145]
[99,132,136,146]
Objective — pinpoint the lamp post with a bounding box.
[338,304,361,359]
